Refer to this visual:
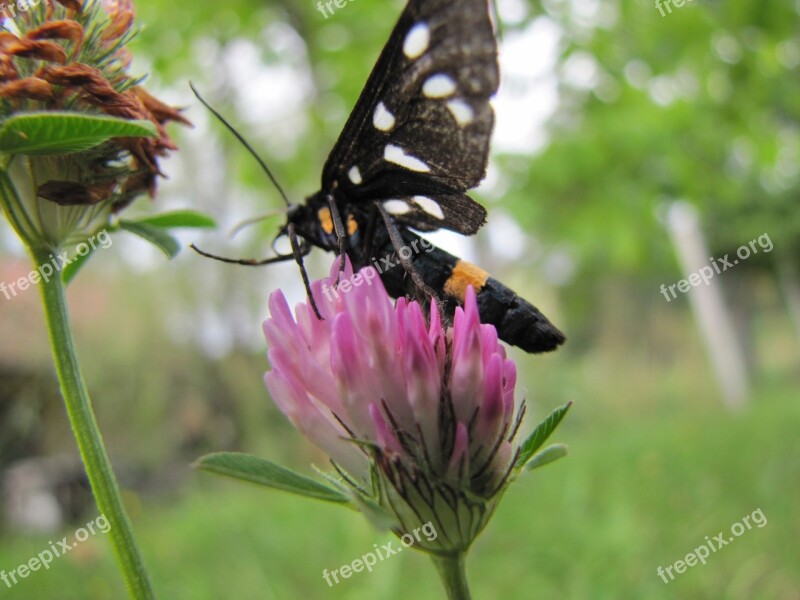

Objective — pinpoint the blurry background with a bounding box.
[0,0,798,598]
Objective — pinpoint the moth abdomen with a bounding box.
[371,228,565,354]
[474,277,566,354]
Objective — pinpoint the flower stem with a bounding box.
[32,245,157,600]
[432,553,472,600]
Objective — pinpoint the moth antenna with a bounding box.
[189,244,298,266]
[189,82,291,207]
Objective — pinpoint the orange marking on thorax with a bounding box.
[317,207,334,235]
[347,215,358,235]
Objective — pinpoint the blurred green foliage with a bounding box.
[512,0,800,274]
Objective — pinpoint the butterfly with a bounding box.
[193,0,565,353]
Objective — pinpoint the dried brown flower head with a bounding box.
[1,0,190,213]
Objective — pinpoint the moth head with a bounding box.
[286,202,303,222]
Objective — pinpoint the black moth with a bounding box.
[193,0,565,354]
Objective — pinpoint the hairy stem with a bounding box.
[32,244,157,600]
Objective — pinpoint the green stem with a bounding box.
[432,553,472,600]
[31,245,157,599]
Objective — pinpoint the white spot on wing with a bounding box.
[413,196,444,220]
[446,99,475,125]
[423,74,457,98]
[384,144,430,172]
[383,199,411,215]
[403,23,430,59]
[373,102,395,132]
[348,165,362,185]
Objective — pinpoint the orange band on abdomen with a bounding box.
[443,260,490,301]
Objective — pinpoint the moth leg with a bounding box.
[326,194,348,280]
[375,201,439,302]
[287,223,323,320]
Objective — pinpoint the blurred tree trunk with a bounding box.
[776,256,800,357]
[666,202,749,410]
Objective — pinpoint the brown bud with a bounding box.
[37,180,116,206]
[115,136,161,174]
[80,78,126,103]
[40,63,103,86]
[101,0,136,42]
[0,77,54,101]
[0,57,19,82]
[117,167,157,208]
[55,0,84,12]
[0,32,21,52]
[82,83,145,119]
[7,39,68,65]
[133,86,192,127]
[26,20,84,56]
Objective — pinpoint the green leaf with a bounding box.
[130,210,217,229]
[61,247,97,285]
[523,443,569,472]
[195,452,351,504]
[516,401,573,467]
[118,220,180,258]
[0,113,157,156]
